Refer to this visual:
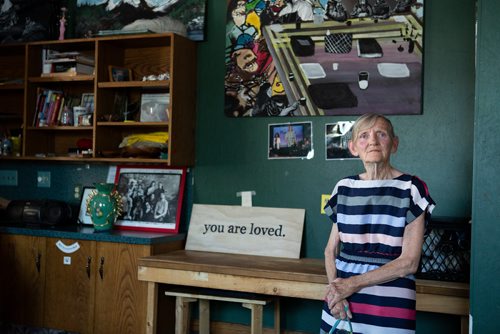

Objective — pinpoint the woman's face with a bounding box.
[348,118,398,164]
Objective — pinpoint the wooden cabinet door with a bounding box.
[43,238,96,334]
[93,242,151,334]
[0,234,46,327]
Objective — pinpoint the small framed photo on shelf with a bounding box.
[140,93,169,122]
[114,165,186,233]
[110,92,128,121]
[78,187,96,225]
[81,93,94,113]
[73,106,92,126]
[108,66,132,82]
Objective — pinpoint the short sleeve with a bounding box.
[324,184,339,223]
[406,175,436,225]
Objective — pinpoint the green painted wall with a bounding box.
[471,0,500,332]
[192,0,475,332]
[0,0,480,333]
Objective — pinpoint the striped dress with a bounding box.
[321,174,435,334]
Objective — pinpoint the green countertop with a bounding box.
[0,223,186,245]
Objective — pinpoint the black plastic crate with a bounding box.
[417,217,471,282]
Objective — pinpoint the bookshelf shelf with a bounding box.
[26,126,93,131]
[98,80,169,89]
[29,75,94,83]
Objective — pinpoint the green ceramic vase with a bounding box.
[87,183,122,232]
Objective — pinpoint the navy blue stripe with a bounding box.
[380,277,416,289]
[341,242,402,255]
[338,185,410,198]
[338,222,405,237]
[336,272,415,290]
[338,204,407,217]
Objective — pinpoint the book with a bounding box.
[33,88,47,126]
[75,52,95,66]
[53,61,77,73]
[48,93,63,126]
[357,38,383,58]
[76,62,95,75]
[40,70,77,78]
[37,90,52,127]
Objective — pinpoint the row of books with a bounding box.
[41,49,95,77]
[33,88,83,127]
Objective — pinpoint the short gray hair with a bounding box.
[351,113,396,141]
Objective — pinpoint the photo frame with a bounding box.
[108,66,132,82]
[140,93,170,122]
[73,106,92,127]
[81,93,95,113]
[268,121,313,159]
[325,122,357,160]
[114,165,187,233]
[109,92,128,121]
[78,187,96,225]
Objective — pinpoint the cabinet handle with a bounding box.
[99,257,105,280]
[35,253,41,273]
[86,256,92,279]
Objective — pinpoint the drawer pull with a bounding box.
[99,257,105,280]
[86,256,92,278]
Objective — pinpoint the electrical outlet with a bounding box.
[0,170,18,186]
[37,171,51,188]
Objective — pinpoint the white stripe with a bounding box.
[337,178,411,190]
[338,213,406,228]
[358,285,416,300]
[340,232,403,247]
[352,322,415,334]
[336,259,380,274]
[322,309,415,334]
[322,309,336,326]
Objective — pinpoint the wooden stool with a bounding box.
[165,288,280,334]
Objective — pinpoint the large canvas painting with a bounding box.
[72,0,207,41]
[0,0,57,44]
[224,0,424,117]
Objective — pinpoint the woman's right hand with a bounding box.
[325,284,352,320]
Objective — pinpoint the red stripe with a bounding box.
[350,302,416,320]
[413,175,429,195]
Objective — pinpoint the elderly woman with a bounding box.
[321,113,435,334]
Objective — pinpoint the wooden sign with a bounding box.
[186,204,305,259]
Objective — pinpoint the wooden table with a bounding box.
[138,250,469,334]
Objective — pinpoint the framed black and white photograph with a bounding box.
[325,121,357,160]
[78,187,96,225]
[113,165,186,233]
[268,121,313,159]
[140,93,170,122]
